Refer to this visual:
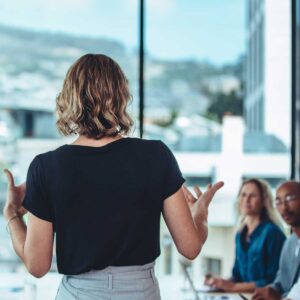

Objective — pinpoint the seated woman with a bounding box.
[205,178,286,293]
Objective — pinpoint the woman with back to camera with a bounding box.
[204,178,286,293]
[3,54,223,300]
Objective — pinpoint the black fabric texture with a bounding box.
[23,138,185,275]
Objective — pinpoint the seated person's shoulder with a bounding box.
[264,221,281,232]
[263,221,286,239]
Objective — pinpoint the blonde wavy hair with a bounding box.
[237,178,283,230]
[56,54,133,139]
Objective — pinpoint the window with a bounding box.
[293,0,300,179]
[146,0,291,280]
[0,0,138,269]
[0,1,295,298]
[201,257,222,277]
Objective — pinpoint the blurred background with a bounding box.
[0,0,299,299]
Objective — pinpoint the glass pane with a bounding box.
[145,0,291,293]
[0,0,138,282]
[295,0,300,179]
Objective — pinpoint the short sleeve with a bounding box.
[23,156,54,222]
[158,141,185,200]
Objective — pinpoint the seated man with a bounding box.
[286,275,300,300]
[252,181,300,300]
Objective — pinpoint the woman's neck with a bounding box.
[245,215,261,235]
[71,134,123,147]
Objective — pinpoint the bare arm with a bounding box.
[3,169,54,278]
[233,282,256,293]
[205,276,256,293]
[162,182,224,260]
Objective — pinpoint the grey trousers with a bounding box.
[55,262,161,300]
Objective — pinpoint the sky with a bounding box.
[0,0,245,65]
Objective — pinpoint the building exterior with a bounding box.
[245,0,291,147]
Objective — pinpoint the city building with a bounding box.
[245,0,291,147]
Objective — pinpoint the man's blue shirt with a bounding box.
[232,220,286,287]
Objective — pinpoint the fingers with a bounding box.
[18,206,28,217]
[252,295,264,300]
[206,277,221,288]
[208,181,224,195]
[213,181,224,191]
[183,182,224,207]
[182,185,197,203]
[193,185,202,198]
[204,277,216,287]
[204,274,213,286]
[207,181,224,192]
[201,181,224,206]
[252,288,264,300]
[3,169,15,188]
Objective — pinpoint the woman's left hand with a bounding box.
[182,182,224,218]
[3,169,27,220]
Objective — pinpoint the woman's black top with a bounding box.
[23,138,185,275]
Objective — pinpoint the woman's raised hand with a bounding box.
[3,169,27,220]
[182,182,224,217]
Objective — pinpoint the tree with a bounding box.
[205,89,243,123]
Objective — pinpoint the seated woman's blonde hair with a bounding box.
[56,54,133,139]
[237,178,283,230]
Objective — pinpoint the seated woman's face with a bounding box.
[239,182,264,217]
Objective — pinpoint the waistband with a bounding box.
[63,262,157,290]
[67,262,156,281]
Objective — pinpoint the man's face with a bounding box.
[275,182,300,227]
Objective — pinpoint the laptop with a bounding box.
[179,260,247,300]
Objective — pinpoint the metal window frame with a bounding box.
[139,0,298,180]
[291,0,300,179]
[138,0,145,138]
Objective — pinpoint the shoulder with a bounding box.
[263,221,282,233]
[280,233,298,258]
[126,137,162,148]
[30,145,68,168]
[36,145,69,159]
[126,138,172,155]
[262,221,286,238]
[285,232,298,246]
